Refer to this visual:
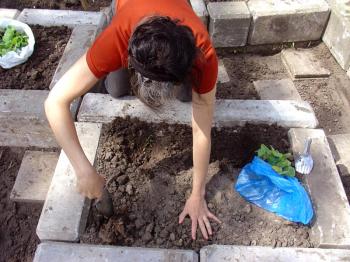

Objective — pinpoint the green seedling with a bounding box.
[0,26,29,56]
[257,144,295,177]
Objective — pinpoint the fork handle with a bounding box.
[303,138,312,155]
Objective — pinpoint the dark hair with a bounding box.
[128,16,200,108]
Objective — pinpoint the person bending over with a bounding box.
[45,0,220,240]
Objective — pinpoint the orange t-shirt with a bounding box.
[86,0,218,94]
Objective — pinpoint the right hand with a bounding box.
[76,167,105,199]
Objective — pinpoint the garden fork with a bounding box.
[295,138,314,175]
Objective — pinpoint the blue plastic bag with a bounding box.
[235,156,314,224]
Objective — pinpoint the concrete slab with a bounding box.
[49,25,99,89]
[17,9,106,28]
[328,133,350,176]
[217,60,230,84]
[254,79,302,100]
[282,49,331,79]
[10,151,59,203]
[77,93,318,128]
[34,242,198,262]
[189,0,208,27]
[0,90,80,148]
[289,128,350,248]
[323,8,350,70]
[36,122,102,242]
[208,2,251,47]
[248,0,330,45]
[0,8,20,19]
[200,245,350,262]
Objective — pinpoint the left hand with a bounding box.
[179,194,221,240]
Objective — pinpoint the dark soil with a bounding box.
[81,117,313,250]
[0,147,42,262]
[0,26,71,90]
[0,0,112,11]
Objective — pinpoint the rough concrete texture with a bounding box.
[0,8,20,19]
[10,151,59,203]
[328,133,350,176]
[36,123,102,242]
[348,68,350,79]
[323,9,350,70]
[248,0,330,45]
[0,90,57,148]
[189,0,208,27]
[289,128,350,248]
[0,90,80,148]
[34,242,198,262]
[77,93,318,128]
[200,245,350,262]
[282,49,331,79]
[49,25,99,89]
[217,60,230,84]
[17,9,106,28]
[253,79,302,100]
[208,2,251,47]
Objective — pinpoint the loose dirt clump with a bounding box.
[0,26,71,90]
[81,117,313,250]
[0,147,42,262]
[0,0,112,11]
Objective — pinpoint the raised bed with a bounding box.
[0,26,71,90]
[80,117,313,250]
[0,0,112,11]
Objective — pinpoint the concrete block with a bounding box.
[282,49,331,79]
[208,2,251,47]
[36,122,102,242]
[189,0,208,27]
[34,242,198,262]
[254,79,302,100]
[49,25,99,89]
[289,128,350,248]
[217,60,230,84]
[0,8,20,19]
[328,133,350,176]
[0,90,80,148]
[77,93,318,128]
[17,9,106,28]
[348,68,350,79]
[248,0,330,45]
[323,9,350,70]
[10,151,59,203]
[200,245,350,262]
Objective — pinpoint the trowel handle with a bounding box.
[303,138,312,155]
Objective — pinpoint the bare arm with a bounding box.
[45,53,104,199]
[179,87,221,240]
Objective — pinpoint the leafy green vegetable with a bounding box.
[257,144,295,177]
[0,26,29,57]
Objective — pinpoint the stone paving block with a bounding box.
[17,9,106,28]
[208,2,251,47]
[254,79,302,100]
[323,8,350,70]
[34,242,198,262]
[248,0,330,45]
[10,151,59,203]
[77,93,318,128]
[36,122,102,242]
[200,245,350,262]
[0,8,20,19]
[0,90,80,148]
[189,0,208,27]
[289,128,350,248]
[217,60,230,84]
[282,49,331,79]
[328,133,350,176]
[49,25,99,89]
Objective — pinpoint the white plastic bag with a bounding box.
[0,18,35,69]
